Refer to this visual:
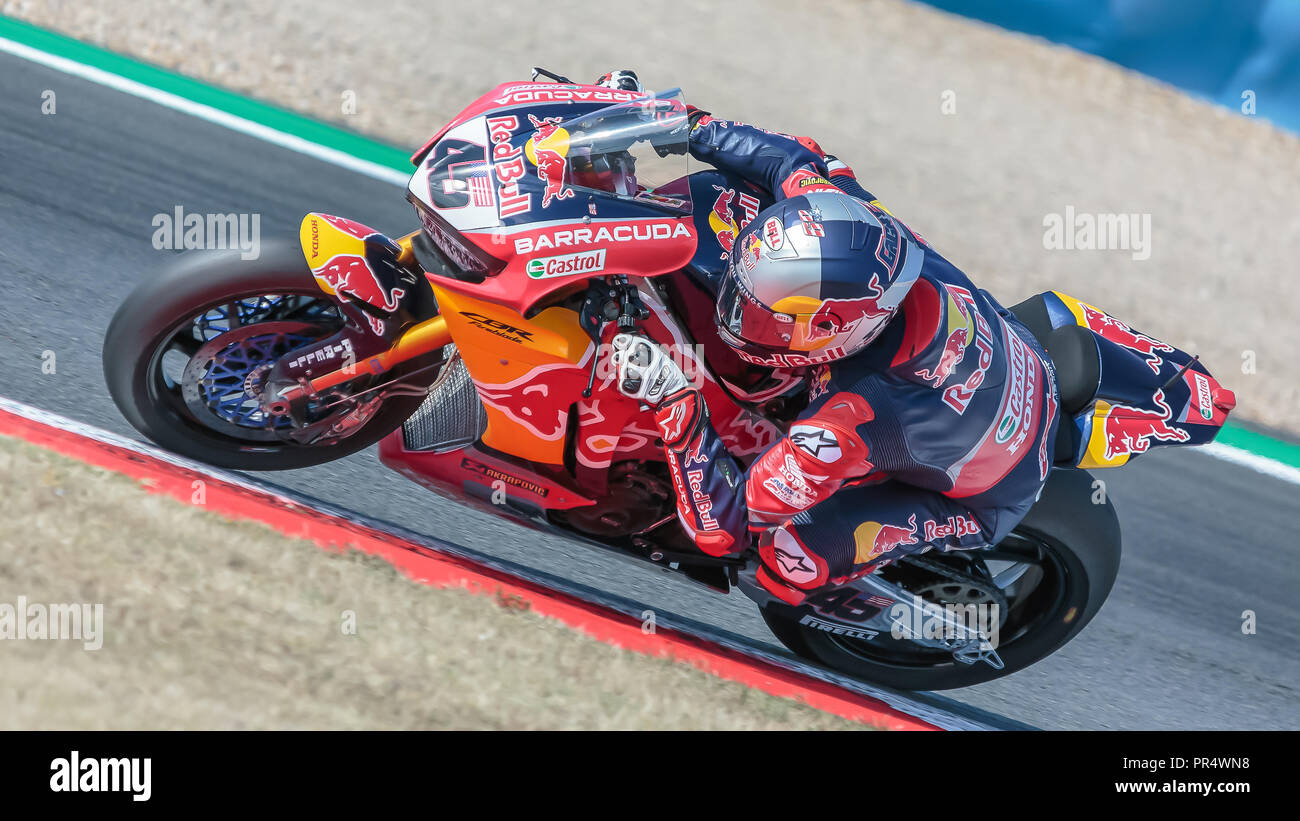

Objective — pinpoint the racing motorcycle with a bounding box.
[103,71,1236,690]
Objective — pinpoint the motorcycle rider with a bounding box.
[598,71,1062,604]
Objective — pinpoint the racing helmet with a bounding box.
[594,69,644,93]
[716,192,923,366]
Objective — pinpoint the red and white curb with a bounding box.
[0,396,1004,730]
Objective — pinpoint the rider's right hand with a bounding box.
[610,333,690,408]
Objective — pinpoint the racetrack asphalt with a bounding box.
[2,50,1297,730]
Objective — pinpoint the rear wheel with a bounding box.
[761,468,1121,690]
[103,241,441,470]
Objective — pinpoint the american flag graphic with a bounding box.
[468,175,494,208]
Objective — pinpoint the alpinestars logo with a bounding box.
[788,425,841,462]
[773,546,814,576]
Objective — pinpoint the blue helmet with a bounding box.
[715,192,924,367]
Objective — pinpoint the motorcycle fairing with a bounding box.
[1041,291,1235,468]
[436,216,698,315]
[409,91,702,316]
[430,283,596,465]
[298,213,415,330]
[409,82,652,170]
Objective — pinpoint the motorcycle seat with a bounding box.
[1008,293,1101,416]
[1009,293,1103,463]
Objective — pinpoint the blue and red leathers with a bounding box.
[652,112,1061,604]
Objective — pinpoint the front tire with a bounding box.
[103,240,437,471]
[761,468,1121,690]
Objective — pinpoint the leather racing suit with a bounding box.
[649,110,1062,604]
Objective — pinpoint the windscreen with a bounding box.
[539,88,693,214]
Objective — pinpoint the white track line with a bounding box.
[3,32,1298,492]
[1196,442,1300,486]
[0,34,410,187]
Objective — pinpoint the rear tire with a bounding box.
[103,241,437,471]
[761,468,1121,690]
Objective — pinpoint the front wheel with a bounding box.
[103,240,441,471]
[760,468,1121,690]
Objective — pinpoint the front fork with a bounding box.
[735,562,1006,670]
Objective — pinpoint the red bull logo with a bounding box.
[526,114,572,209]
[916,328,968,387]
[854,514,919,564]
[313,254,405,315]
[475,363,591,442]
[940,286,996,415]
[302,213,407,322]
[805,275,889,345]
[1081,304,1173,374]
[916,294,974,387]
[708,185,739,259]
[487,115,532,218]
[1102,388,1191,459]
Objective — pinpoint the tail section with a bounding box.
[1038,292,1236,469]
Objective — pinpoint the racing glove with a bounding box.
[610,334,748,556]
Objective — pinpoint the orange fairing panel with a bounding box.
[432,284,594,464]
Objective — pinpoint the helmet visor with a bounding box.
[716,262,800,352]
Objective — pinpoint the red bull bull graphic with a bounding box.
[853,514,920,564]
[474,362,594,442]
[312,255,405,314]
[1100,388,1191,460]
[709,186,738,258]
[300,214,407,322]
[915,294,974,387]
[804,275,889,346]
[708,185,759,260]
[1079,302,1174,374]
[525,114,573,209]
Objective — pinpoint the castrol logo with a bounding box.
[525,248,607,279]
